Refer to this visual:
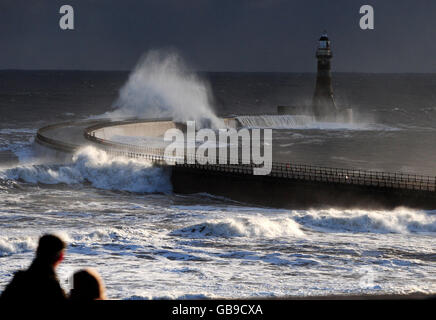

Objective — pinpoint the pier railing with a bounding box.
[84,130,436,193]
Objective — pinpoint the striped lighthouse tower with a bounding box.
[312,31,338,120]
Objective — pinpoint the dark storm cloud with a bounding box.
[1,0,436,72]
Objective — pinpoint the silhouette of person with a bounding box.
[69,268,106,300]
[0,234,67,301]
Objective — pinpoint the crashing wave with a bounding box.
[0,146,172,193]
[172,216,305,238]
[292,207,436,234]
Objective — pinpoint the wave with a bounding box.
[172,207,436,239]
[236,115,398,131]
[0,128,36,163]
[292,207,436,234]
[102,50,223,128]
[172,216,305,238]
[0,235,36,257]
[0,228,150,258]
[65,227,151,244]
[127,293,214,300]
[0,146,172,193]
[237,115,314,129]
[0,128,37,135]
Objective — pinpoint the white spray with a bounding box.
[106,50,223,128]
[1,146,172,193]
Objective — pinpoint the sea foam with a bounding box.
[236,115,398,131]
[0,146,172,193]
[0,236,36,257]
[292,207,436,234]
[172,216,305,238]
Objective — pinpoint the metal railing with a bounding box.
[83,129,436,193]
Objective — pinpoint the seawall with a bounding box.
[35,118,436,210]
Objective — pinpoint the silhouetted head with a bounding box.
[35,234,66,267]
[70,269,106,300]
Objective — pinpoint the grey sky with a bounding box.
[1,0,435,72]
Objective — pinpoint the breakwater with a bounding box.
[35,119,436,209]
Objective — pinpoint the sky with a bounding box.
[1,0,436,72]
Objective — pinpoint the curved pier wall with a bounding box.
[35,121,83,162]
[83,119,436,210]
[35,119,436,210]
[172,166,436,210]
[33,139,76,163]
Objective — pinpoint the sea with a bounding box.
[0,70,435,299]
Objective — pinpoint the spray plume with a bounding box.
[106,50,222,128]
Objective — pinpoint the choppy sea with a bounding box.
[0,71,435,299]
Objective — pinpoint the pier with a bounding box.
[35,119,436,210]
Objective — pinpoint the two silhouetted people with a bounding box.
[1,234,105,301]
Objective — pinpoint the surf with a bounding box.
[0,146,172,193]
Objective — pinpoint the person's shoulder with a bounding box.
[6,269,29,285]
[42,273,67,300]
[0,269,29,300]
[12,269,28,279]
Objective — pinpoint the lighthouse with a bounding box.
[312,32,338,120]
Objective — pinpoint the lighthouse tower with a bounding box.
[312,32,337,120]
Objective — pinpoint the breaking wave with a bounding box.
[64,227,151,245]
[236,115,398,131]
[172,207,436,240]
[0,227,151,258]
[292,207,436,234]
[172,216,305,238]
[104,50,223,128]
[0,235,36,257]
[0,146,172,193]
